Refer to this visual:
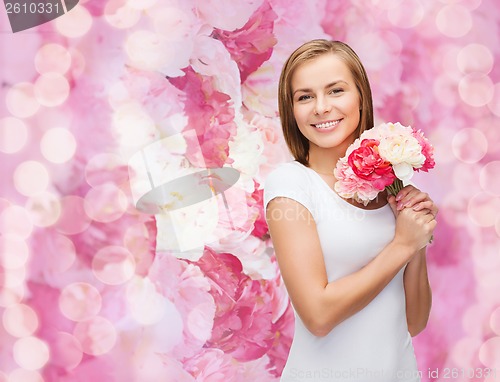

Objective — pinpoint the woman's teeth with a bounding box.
[314,120,340,129]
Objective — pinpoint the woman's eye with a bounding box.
[330,88,344,95]
[297,95,312,101]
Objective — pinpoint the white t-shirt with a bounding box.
[264,161,420,382]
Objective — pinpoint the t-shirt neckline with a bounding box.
[292,161,389,213]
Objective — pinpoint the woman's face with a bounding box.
[291,53,361,155]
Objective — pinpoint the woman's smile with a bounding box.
[311,119,342,130]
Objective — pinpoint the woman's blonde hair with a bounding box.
[278,39,374,166]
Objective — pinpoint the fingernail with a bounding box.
[397,202,403,210]
[396,194,402,201]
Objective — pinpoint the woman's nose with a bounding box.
[314,96,331,115]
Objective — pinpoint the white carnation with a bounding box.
[378,134,425,168]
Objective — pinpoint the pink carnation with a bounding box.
[169,67,237,168]
[194,248,275,362]
[333,158,381,205]
[412,129,435,172]
[212,2,278,82]
[249,184,269,239]
[347,139,395,189]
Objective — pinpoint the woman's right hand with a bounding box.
[387,194,436,254]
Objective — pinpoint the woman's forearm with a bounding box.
[403,248,432,336]
[313,240,416,337]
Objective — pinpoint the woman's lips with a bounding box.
[311,119,342,131]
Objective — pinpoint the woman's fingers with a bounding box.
[395,186,438,216]
[412,201,438,217]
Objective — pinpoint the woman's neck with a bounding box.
[307,142,350,175]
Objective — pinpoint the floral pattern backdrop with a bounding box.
[1,0,500,381]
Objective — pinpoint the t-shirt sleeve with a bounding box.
[263,163,314,215]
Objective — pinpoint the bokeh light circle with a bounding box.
[59,282,102,321]
[104,0,141,29]
[55,5,93,38]
[124,223,151,259]
[92,246,136,285]
[0,198,11,213]
[8,369,44,382]
[25,192,62,227]
[452,128,487,163]
[474,116,500,156]
[436,5,472,38]
[479,336,500,369]
[452,163,481,197]
[35,43,72,75]
[458,73,494,107]
[13,336,50,370]
[2,268,26,292]
[457,44,494,75]
[40,127,77,163]
[34,73,70,107]
[0,285,25,308]
[55,196,92,235]
[6,83,40,118]
[84,183,128,223]
[13,161,50,197]
[0,117,28,154]
[479,161,500,197]
[73,316,117,356]
[0,205,33,239]
[459,0,483,11]
[44,233,76,274]
[0,234,29,269]
[387,0,424,28]
[2,303,39,337]
[50,332,83,370]
[467,192,500,227]
[3,267,26,289]
[488,83,500,117]
[449,337,481,368]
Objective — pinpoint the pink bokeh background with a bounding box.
[1,0,500,381]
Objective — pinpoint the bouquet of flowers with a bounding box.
[334,122,435,206]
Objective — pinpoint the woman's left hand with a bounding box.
[387,185,438,218]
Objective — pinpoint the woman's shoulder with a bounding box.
[264,161,315,210]
[265,161,309,184]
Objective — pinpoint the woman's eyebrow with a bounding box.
[292,80,348,96]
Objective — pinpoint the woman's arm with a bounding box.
[266,196,435,337]
[388,186,438,336]
[403,248,432,336]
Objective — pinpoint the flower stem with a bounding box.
[385,178,404,197]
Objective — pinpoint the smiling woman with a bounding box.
[265,40,437,382]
